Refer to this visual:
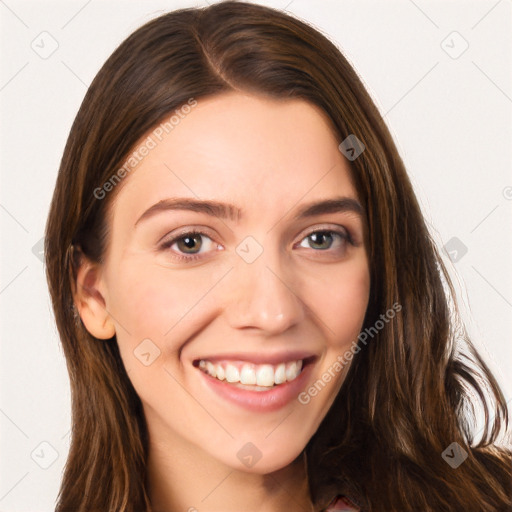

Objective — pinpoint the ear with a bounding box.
[73,252,116,340]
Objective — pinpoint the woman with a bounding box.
[44,2,512,511]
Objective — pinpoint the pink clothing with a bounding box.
[325,495,360,511]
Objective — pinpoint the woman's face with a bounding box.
[82,92,370,473]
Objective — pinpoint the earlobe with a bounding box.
[73,255,116,340]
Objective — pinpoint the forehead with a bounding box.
[110,92,359,226]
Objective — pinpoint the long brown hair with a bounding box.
[45,2,512,510]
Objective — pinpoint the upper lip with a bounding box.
[193,351,317,366]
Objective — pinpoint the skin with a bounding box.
[75,92,370,512]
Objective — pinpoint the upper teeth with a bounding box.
[198,359,303,387]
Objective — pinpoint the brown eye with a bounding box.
[160,230,218,261]
[176,233,203,254]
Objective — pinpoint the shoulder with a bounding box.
[324,495,360,511]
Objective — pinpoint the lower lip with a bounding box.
[197,362,314,412]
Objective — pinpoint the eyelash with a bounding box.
[159,227,355,262]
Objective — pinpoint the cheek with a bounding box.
[105,259,203,345]
[105,258,227,357]
[109,267,169,335]
[306,258,370,346]
[104,261,218,395]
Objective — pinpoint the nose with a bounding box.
[224,247,305,334]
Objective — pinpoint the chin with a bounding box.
[226,443,307,474]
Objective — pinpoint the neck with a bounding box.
[146,435,315,512]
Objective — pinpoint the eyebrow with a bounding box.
[134,196,364,227]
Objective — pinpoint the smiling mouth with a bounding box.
[193,356,315,390]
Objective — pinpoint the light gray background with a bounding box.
[1,0,511,510]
